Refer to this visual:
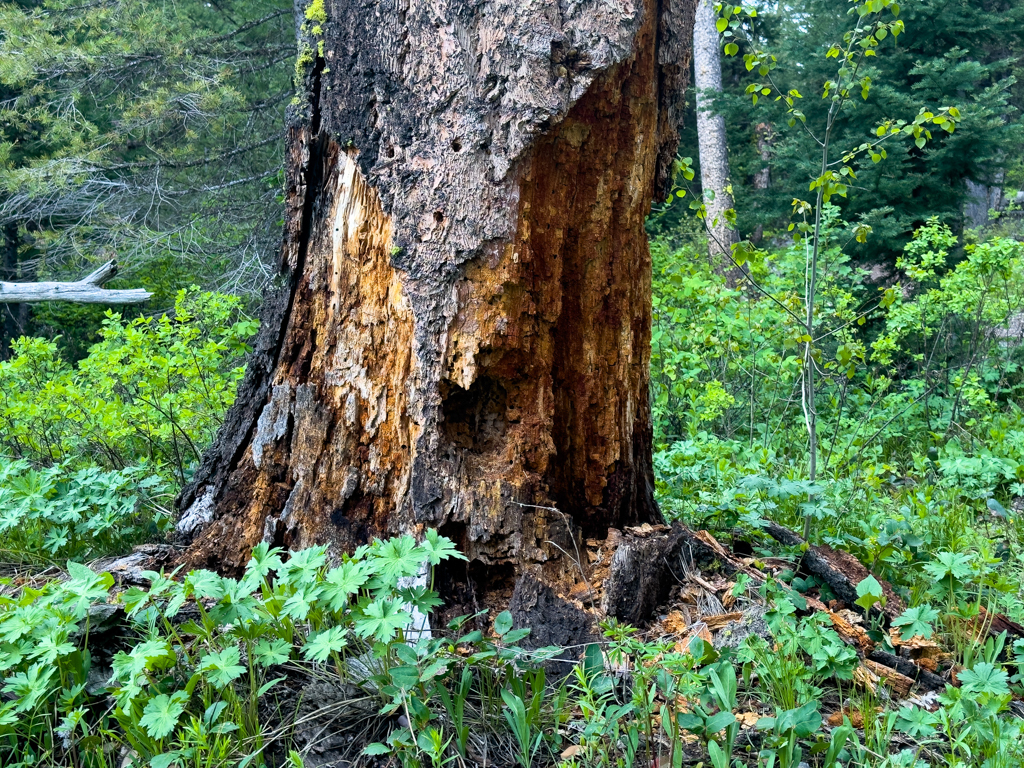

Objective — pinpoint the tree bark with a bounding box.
[177,0,698,595]
[692,0,740,277]
[751,121,772,243]
[1,224,21,359]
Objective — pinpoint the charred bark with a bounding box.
[178,0,698,597]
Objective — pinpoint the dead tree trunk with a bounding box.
[693,0,740,278]
[178,0,698,597]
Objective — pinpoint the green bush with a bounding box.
[0,289,257,486]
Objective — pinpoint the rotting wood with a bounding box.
[765,522,905,622]
[976,605,1024,643]
[867,649,948,693]
[177,0,701,597]
[0,260,152,304]
[601,521,765,625]
[862,658,916,698]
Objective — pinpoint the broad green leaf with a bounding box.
[199,646,246,689]
[301,626,348,662]
[140,690,188,739]
[892,605,939,640]
[854,575,884,612]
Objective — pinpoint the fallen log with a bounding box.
[977,605,1024,643]
[0,260,152,304]
[867,649,948,693]
[765,522,904,623]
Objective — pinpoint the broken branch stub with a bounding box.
[0,260,152,304]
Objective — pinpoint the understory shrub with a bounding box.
[0,289,257,486]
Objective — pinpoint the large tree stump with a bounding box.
[177,0,698,599]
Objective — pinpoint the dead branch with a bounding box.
[0,260,152,304]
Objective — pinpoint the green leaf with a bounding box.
[892,605,939,639]
[708,740,729,768]
[368,536,424,586]
[301,626,348,662]
[253,637,292,667]
[355,598,411,642]
[199,646,246,689]
[140,690,188,739]
[923,551,975,583]
[895,706,938,738]
[583,643,604,678]
[494,610,513,637]
[987,498,1010,519]
[2,663,55,713]
[716,17,728,33]
[322,560,370,611]
[246,542,284,580]
[389,664,420,690]
[151,752,185,768]
[778,700,821,737]
[185,569,224,600]
[705,710,736,735]
[854,575,884,612]
[958,662,1010,696]
[31,635,77,664]
[279,545,328,586]
[420,529,467,565]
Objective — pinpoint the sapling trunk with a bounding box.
[803,120,830,541]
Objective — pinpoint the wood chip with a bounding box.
[827,708,878,728]
[836,608,863,625]
[735,711,760,728]
[827,709,864,728]
[673,623,713,652]
[805,595,829,612]
[853,663,879,694]
[700,612,744,631]
[829,610,875,652]
[663,610,689,635]
[863,659,914,698]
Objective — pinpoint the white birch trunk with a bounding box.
[693,0,739,274]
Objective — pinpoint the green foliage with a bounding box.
[0,0,291,339]
[0,458,168,562]
[0,289,257,485]
[3,528,1024,768]
[0,533,483,767]
[666,0,1024,251]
